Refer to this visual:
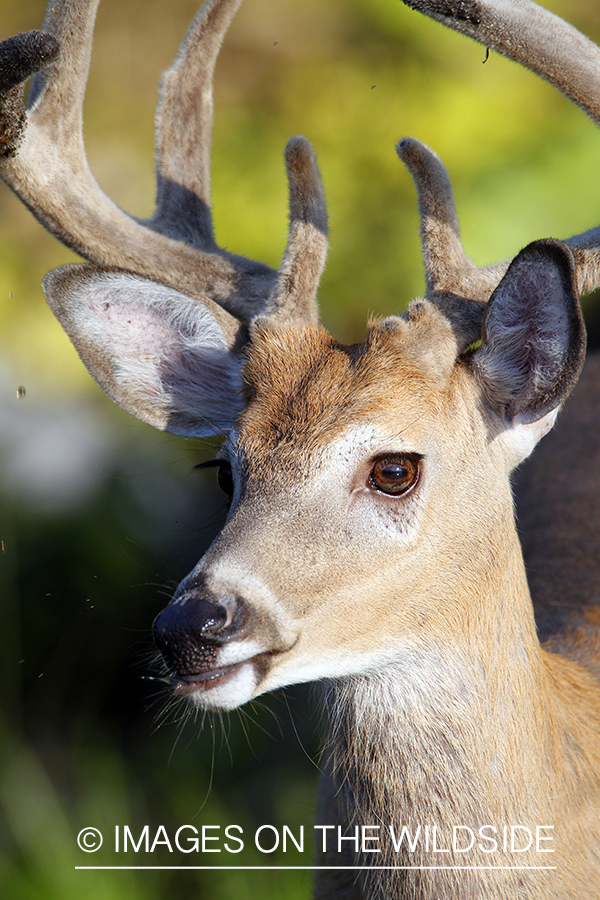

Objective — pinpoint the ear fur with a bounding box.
[471,239,586,426]
[43,265,248,437]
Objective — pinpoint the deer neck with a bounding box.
[319,522,564,881]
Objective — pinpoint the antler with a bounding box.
[0,0,327,324]
[399,0,600,305]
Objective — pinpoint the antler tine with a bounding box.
[266,136,328,323]
[150,0,242,249]
[0,30,58,157]
[401,0,600,299]
[0,0,277,322]
[396,137,507,304]
[27,0,98,137]
[1,0,148,260]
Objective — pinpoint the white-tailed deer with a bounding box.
[2,0,599,897]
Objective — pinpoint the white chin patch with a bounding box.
[187,661,258,711]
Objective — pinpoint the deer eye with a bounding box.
[216,461,234,499]
[194,458,235,500]
[369,456,420,496]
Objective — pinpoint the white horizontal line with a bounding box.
[75,865,557,871]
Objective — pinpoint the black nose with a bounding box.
[153,595,231,678]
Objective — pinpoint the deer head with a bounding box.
[0,0,596,713]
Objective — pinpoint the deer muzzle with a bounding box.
[153,582,249,695]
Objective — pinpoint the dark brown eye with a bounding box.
[194,458,235,501]
[216,461,234,498]
[369,456,420,496]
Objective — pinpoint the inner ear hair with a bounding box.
[471,239,586,424]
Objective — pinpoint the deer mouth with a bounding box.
[173,663,244,694]
[163,651,273,711]
[167,647,281,707]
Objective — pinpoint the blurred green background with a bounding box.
[1,0,600,897]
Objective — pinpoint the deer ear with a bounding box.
[471,239,585,427]
[43,265,248,437]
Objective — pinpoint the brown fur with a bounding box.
[3,2,600,898]
[240,310,458,464]
[211,313,600,899]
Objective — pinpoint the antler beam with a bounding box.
[400,0,600,301]
[0,0,329,325]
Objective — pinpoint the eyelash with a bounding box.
[195,459,234,499]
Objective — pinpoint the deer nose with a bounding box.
[153,592,238,678]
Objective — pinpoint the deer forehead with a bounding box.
[237,310,473,473]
